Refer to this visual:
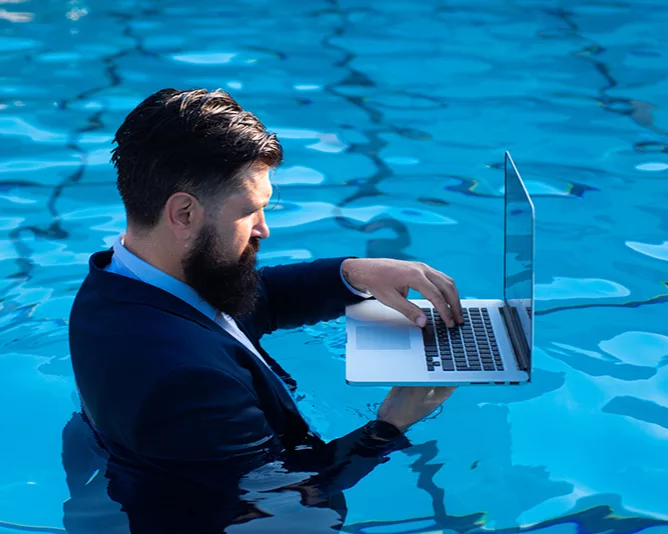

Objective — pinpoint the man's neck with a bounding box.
[122,230,186,283]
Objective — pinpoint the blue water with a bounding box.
[1,0,668,532]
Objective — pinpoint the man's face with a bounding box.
[182,163,272,317]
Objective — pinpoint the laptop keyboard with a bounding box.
[421,307,503,372]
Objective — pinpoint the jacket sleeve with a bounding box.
[132,365,409,501]
[247,257,367,337]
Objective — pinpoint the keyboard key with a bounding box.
[422,324,436,347]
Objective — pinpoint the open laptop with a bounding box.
[345,152,534,386]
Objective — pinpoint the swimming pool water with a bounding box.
[1,0,667,532]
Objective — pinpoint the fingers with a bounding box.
[424,270,464,325]
[427,386,457,404]
[407,274,456,327]
[368,261,463,328]
[376,290,429,327]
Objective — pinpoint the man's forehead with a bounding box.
[235,165,272,203]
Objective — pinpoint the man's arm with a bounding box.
[248,257,367,336]
[131,365,408,500]
[246,257,466,339]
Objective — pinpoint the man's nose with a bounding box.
[252,219,270,240]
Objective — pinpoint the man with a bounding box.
[67,88,464,533]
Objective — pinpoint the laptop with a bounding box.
[345,152,534,386]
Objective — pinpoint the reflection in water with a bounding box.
[60,407,404,533]
[60,407,668,534]
[603,396,668,431]
[342,502,668,534]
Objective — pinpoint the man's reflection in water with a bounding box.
[62,410,390,533]
[62,413,129,534]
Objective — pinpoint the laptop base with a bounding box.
[345,299,530,386]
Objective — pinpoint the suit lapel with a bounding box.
[91,250,307,430]
[230,318,305,418]
[232,318,298,392]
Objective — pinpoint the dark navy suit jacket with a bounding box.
[66,250,409,533]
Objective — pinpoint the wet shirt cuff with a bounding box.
[340,262,373,299]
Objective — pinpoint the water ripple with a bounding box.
[1,0,668,529]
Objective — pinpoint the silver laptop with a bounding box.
[345,152,534,386]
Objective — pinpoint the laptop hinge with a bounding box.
[499,305,530,372]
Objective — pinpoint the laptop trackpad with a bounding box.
[356,325,412,350]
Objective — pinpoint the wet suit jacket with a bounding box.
[66,250,410,533]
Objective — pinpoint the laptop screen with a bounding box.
[503,152,535,362]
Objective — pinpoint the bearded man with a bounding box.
[67,88,463,533]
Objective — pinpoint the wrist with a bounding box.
[341,258,369,294]
[375,416,408,434]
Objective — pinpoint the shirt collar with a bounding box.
[111,235,218,323]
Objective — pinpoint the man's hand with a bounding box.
[341,258,464,328]
[377,386,456,433]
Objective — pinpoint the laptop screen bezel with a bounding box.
[503,151,536,371]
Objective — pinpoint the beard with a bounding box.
[182,224,260,319]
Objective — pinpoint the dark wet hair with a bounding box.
[111,88,283,229]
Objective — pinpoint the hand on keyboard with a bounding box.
[341,258,464,327]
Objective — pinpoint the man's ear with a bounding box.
[163,192,204,241]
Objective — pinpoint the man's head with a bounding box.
[111,88,282,317]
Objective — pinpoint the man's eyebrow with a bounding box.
[247,198,269,212]
[262,190,273,207]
